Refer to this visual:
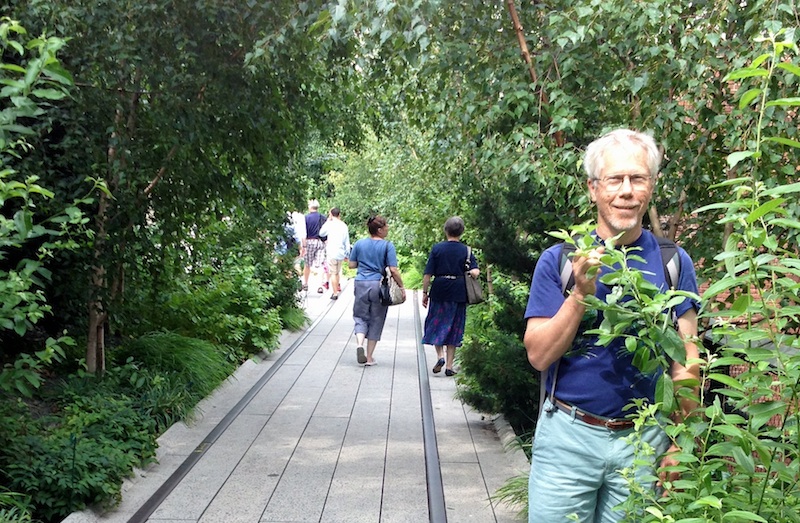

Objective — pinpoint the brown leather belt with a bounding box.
[553,398,635,431]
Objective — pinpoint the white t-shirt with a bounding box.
[319,219,351,260]
[290,211,306,242]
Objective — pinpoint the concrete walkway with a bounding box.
[63,281,529,523]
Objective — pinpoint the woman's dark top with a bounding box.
[424,241,478,303]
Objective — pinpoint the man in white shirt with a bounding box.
[319,207,351,300]
[289,211,306,276]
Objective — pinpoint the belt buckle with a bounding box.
[604,418,629,430]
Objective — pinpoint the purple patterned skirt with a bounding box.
[422,300,467,347]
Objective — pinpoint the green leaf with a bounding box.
[747,400,785,430]
[702,275,751,299]
[738,88,762,109]
[13,210,32,238]
[42,63,73,85]
[721,510,768,522]
[776,61,800,77]
[660,327,686,364]
[746,197,785,223]
[724,67,769,81]
[712,424,744,437]
[693,201,734,214]
[729,293,752,315]
[631,76,647,94]
[1,64,26,74]
[655,374,675,412]
[750,52,771,69]
[769,218,800,229]
[689,495,722,510]
[762,181,800,196]
[332,4,346,23]
[31,88,66,100]
[708,356,746,369]
[727,150,756,168]
[1,124,36,135]
[707,373,745,391]
[730,445,755,475]
[764,136,800,148]
[765,97,800,107]
[708,176,753,189]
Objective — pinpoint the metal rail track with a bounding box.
[126,290,447,523]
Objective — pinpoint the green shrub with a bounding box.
[0,394,157,522]
[140,261,285,360]
[0,336,229,521]
[456,275,539,437]
[114,332,236,401]
[56,359,198,436]
[492,472,529,521]
[0,507,31,523]
[399,262,423,290]
[279,305,309,332]
[619,28,800,522]
[0,465,33,522]
[132,371,197,432]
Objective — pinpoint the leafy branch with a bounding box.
[620,25,800,523]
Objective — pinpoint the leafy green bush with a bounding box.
[132,370,198,432]
[0,393,157,522]
[57,360,198,436]
[0,334,234,522]
[0,19,93,399]
[113,332,236,402]
[0,483,33,522]
[456,275,539,437]
[278,305,309,332]
[129,259,285,361]
[618,28,800,522]
[398,255,424,290]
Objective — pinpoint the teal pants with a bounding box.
[528,399,669,522]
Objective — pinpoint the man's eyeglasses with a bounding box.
[595,174,652,192]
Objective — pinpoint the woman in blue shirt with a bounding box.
[421,216,479,376]
[348,215,405,366]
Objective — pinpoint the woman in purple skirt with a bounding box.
[421,216,479,376]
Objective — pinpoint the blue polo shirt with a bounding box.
[350,238,398,281]
[524,230,699,418]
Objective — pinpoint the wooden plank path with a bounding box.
[63,279,528,523]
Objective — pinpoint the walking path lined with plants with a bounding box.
[63,283,528,523]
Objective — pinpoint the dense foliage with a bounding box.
[0,331,237,521]
[0,0,362,371]
[457,274,538,435]
[0,0,798,520]
[618,29,800,523]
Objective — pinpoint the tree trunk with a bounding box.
[84,67,148,373]
[86,189,109,374]
[505,0,565,147]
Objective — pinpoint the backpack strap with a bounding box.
[656,236,680,290]
[540,241,575,417]
[559,243,578,298]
